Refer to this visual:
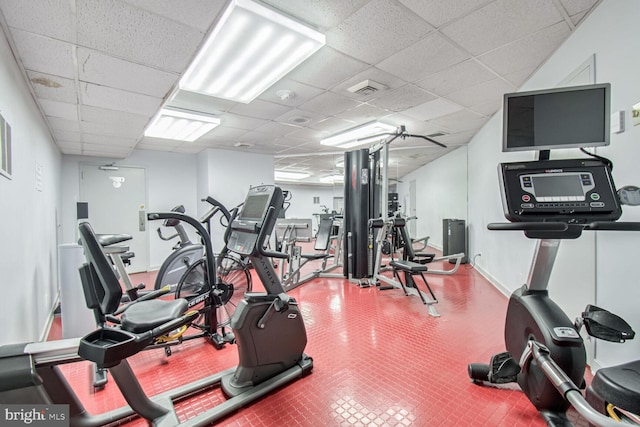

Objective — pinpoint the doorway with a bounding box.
[79,164,149,273]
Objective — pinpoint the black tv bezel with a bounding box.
[502,83,611,153]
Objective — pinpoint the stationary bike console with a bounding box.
[499,159,621,224]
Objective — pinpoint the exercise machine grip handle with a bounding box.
[488,222,569,231]
[257,207,289,260]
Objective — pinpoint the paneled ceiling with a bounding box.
[0,0,600,184]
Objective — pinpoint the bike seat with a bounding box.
[589,360,640,415]
[120,299,189,334]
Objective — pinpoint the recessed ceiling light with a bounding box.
[274,170,311,181]
[179,0,325,103]
[320,121,397,149]
[144,108,220,142]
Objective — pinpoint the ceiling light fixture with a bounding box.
[320,174,344,184]
[144,108,220,142]
[274,170,311,181]
[320,121,397,149]
[179,0,325,103]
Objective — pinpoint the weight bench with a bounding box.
[388,259,439,317]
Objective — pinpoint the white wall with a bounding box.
[60,150,198,270]
[465,0,640,369]
[196,148,274,251]
[280,184,338,233]
[0,26,62,345]
[398,146,468,249]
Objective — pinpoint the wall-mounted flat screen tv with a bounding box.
[503,83,610,152]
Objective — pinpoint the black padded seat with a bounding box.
[96,234,132,246]
[390,259,428,272]
[589,360,640,414]
[120,299,189,334]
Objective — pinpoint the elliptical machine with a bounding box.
[468,157,640,426]
[0,185,312,426]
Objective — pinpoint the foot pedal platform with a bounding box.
[582,304,635,342]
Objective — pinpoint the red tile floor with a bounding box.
[49,254,591,426]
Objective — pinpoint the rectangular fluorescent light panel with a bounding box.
[320,121,397,148]
[274,170,311,181]
[320,174,344,184]
[179,0,325,103]
[144,108,220,142]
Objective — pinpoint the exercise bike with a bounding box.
[0,184,312,426]
[153,197,233,291]
[467,157,640,426]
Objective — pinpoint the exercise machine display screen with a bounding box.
[499,159,621,222]
[240,194,270,221]
[228,185,283,256]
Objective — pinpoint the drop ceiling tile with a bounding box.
[169,90,236,115]
[135,143,177,152]
[80,82,162,116]
[257,79,325,107]
[332,67,406,101]
[381,112,446,135]
[403,98,465,121]
[335,103,390,123]
[447,78,516,109]
[275,108,327,127]
[254,121,303,137]
[441,0,564,55]
[59,146,83,155]
[368,84,437,112]
[299,92,361,116]
[198,126,247,143]
[57,140,82,150]
[398,0,493,28]
[286,47,368,90]
[137,136,182,148]
[430,109,489,133]
[122,0,225,32]
[285,126,330,141]
[306,116,355,132]
[271,136,311,149]
[0,0,75,42]
[27,71,77,103]
[76,0,204,73]
[220,113,269,131]
[503,68,534,88]
[326,0,433,64]
[39,99,78,120]
[53,129,81,142]
[377,33,469,82]
[80,105,149,128]
[415,59,497,97]
[10,29,75,78]
[261,0,369,31]
[559,0,598,16]
[172,144,206,154]
[82,133,138,147]
[77,48,178,97]
[46,116,80,132]
[468,99,503,117]
[478,22,570,76]
[80,121,144,140]
[229,99,293,120]
[570,11,589,26]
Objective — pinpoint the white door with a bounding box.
[79,164,149,273]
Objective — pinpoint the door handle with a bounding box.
[139,210,146,231]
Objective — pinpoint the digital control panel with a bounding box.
[499,159,621,222]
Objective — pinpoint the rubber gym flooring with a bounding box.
[49,255,591,426]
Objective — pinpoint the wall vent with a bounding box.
[347,79,388,96]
